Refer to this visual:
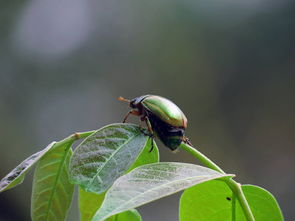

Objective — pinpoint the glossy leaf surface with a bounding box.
[93,162,232,221]
[0,142,56,193]
[69,123,149,194]
[179,180,284,221]
[31,141,74,221]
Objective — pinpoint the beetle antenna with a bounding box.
[118,96,130,103]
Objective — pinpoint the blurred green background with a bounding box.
[0,0,294,220]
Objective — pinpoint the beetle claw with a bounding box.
[148,136,155,152]
[183,136,193,146]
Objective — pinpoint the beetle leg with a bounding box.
[139,117,153,136]
[144,117,156,152]
[138,125,155,152]
[122,109,141,123]
[183,136,193,146]
[144,116,153,134]
[149,137,155,152]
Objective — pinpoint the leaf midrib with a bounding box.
[98,173,230,220]
[43,142,72,221]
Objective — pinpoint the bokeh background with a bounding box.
[0,0,294,220]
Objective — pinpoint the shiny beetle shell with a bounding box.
[139,95,187,128]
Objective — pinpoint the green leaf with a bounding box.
[105,209,142,221]
[31,141,74,221]
[79,134,159,221]
[0,142,56,193]
[236,185,284,221]
[128,139,159,172]
[92,162,233,221]
[179,180,233,221]
[179,180,284,221]
[79,191,142,221]
[79,188,105,221]
[69,123,149,194]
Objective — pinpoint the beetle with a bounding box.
[118,95,192,151]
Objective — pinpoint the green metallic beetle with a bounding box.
[118,95,192,151]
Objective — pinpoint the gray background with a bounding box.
[0,0,294,220]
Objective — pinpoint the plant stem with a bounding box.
[226,179,254,221]
[179,143,225,173]
[179,142,255,221]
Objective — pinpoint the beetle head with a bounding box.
[130,95,150,108]
[118,95,150,109]
[130,98,141,108]
[118,96,139,108]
